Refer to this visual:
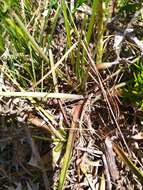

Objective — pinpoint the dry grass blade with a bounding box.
[28,113,65,141]
[33,42,78,88]
[113,143,143,185]
[49,48,59,93]
[99,173,105,190]
[57,101,84,190]
[105,137,119,182]
[102,154,112,190]
[82,40,130,153]
[0,91,83,100]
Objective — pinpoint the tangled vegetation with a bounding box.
[0,0,143,189]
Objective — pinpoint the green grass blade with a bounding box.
[57,103,83,190]
[61,0,74,65]
[11,12,50,64]
[86,0,97,44]
[95,0,104,64]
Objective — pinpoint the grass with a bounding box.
[0,0,143,189]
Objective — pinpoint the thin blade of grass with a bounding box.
[48,6,61,45]
[28,113,65,141]
[33,42,77,88]
[0,91,83,100]
[86,0,97,44]
[99,173,105,190]
[80,0,97,87]
[57,102,83,190]
[113,143,143,185]
[95,0,104,64]
[61,0,74,65]
[11,11,50,64]
[49,48,58,92]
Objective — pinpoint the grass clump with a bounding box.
[124,58,143,109]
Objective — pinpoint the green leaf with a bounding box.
[0,34,5,53]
